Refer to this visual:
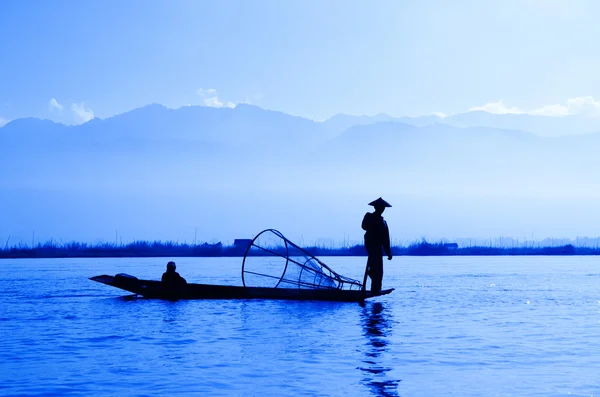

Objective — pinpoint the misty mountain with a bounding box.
[3,103,600,245]
[1,118,71,146]
[322,113,442,133]
[78,103,329,147]
[1,103,330,153]
[324,110,600,137]
[442,111,600,137]
[0,104,330,190]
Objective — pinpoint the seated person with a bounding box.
[161,261,187,290]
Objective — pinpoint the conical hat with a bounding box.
[368,197,392,207]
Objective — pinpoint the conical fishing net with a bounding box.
[242,229,362,290]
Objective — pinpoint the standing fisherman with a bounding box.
[361,197,392,292]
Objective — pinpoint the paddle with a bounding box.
[361,263,369,292]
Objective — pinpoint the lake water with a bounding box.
[1,256,599,397]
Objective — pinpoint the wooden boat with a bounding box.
[90,273,394,302]
[90,229,395,302]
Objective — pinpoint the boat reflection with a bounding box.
[359,302,401,397]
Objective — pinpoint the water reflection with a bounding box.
[359,302,401,397]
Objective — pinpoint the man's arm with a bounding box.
[383,220,392,259]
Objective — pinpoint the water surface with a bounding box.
[1,256,599,396]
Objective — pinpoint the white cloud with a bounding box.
[469,100,524,115]
[49,98,64,111]
[530,104,569,116]
[565,96,600,116]
[469,96,600,117]
[71,102,94,123]
[196,88,236,108]
[0,116,8,127]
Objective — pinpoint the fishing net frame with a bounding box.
[241,229,363,290]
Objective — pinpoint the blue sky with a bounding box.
[2,0,600,125]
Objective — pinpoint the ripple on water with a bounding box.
[1,256,600,396]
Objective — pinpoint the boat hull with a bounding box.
[90,274,393,302]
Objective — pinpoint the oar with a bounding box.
[361,262,369,292]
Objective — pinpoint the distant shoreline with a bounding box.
[0,240,594,258]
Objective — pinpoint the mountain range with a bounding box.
[322,110,600,137]
[2,103,600,245]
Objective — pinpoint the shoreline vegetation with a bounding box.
[0,239,594,259]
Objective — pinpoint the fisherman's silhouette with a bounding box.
[362,197,393,292]
[359,302,400,397]
[161,261,187,298]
